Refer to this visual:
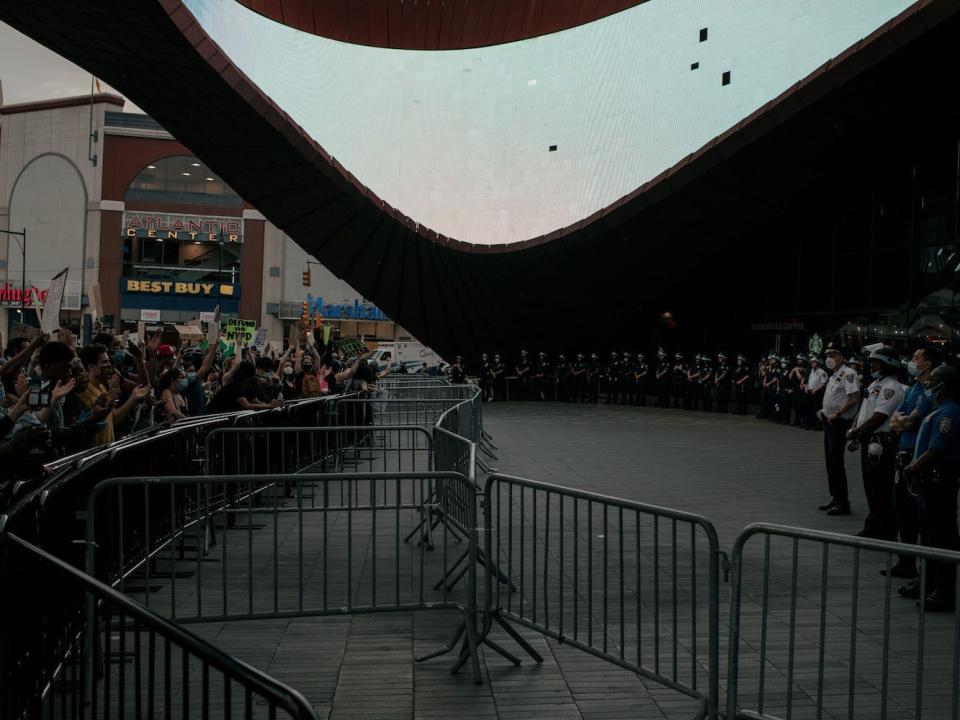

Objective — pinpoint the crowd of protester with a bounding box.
[0,325,387,480]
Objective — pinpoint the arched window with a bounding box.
[125,155,242,207]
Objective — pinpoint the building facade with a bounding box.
[0,94,407,346]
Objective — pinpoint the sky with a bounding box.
[0,20,140,111]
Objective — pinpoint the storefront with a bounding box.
[119,209,243,323]
[1,95,406,347]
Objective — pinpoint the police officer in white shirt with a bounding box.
[817,343,861,515]
[845,346,905,539]
[803,354,828,429]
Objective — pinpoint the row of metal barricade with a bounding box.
[2,375,960,720]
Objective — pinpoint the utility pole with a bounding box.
[0,227,27,317]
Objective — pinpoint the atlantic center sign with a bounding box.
[123,212,243,243]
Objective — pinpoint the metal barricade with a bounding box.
[203,425,434,476]
[726,523,960,720]
[83,472,500,682]
[1,532,319,720]
[337,397,463,429]
[482,473,722,720]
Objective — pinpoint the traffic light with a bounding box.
[302,265,311,286]
[301,301,310,325]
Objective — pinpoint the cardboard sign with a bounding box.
[252,326,268,352]
[40,269,69,335]
[90,283,103,320]
[10,321,40,340]
[205,320,220,345]
[224,319,256,344]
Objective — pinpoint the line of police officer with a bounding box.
[814,341,959,612]
[476,349,755,412]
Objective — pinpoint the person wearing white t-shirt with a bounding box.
[846,346,906,539]
[817,343,861,515]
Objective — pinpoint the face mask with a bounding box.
[925,383,943,402]
[113,350,126,364]
[187,372,197,382]
[825,357,837,370]
[907,361,924,378]
[870,370,881,380]
[176,378,189,391]
[283,366,294,376]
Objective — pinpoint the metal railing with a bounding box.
[0,532,320,720]
[482,473,721,719]
[725,523,960,720]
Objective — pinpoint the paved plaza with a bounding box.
[124,402,956,720]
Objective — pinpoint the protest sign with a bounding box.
[41,269,68,335]
[224,319,256,344]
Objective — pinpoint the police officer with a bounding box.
[715,353,730,413]
[479,353,493,401]
[817,343,860,516]
[685,355,701,410]
[655,349,671,408]
[532,351,549,400]
[587,352,601,404]
[790,354,807,426]
[761,355,780,421]
[571,353,587,402]
[634,353,648,406]
[515,349,531,400]
[672,353,687,409]
[605,351,620,405]
[845,345,904,539]
[902,364,960,611]
[491,353,505,401]
[777,355,795,424]
[555,353,571,401]
[803,355,828,429]
[620,352,634,405]
[700,355,714,412]
[734,353,751,415]
[887,346,939,578]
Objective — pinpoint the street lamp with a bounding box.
[0,227,27,317]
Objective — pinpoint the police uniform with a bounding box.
[515,351,531,400]
[672,354,686,409]
[685,356,701,410]
[891,379,933,572]
[555,353,571,402]
[909,396,960,609]
[804,358,828,429]
[572,354,587,402]
[790,356,807,426]
[820,352,860,513]
[605,352,620,405]
[533,352,550,401]
[715,354,730,414]
[479,353,493,401]
[621,352,635,405]
[633,353,648,406]
[733,354,750,415]
[587,353,600,404]
[851,366,904,539]
[491,354,505,401]
[654,351,671,408]
[700,357,714,412]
